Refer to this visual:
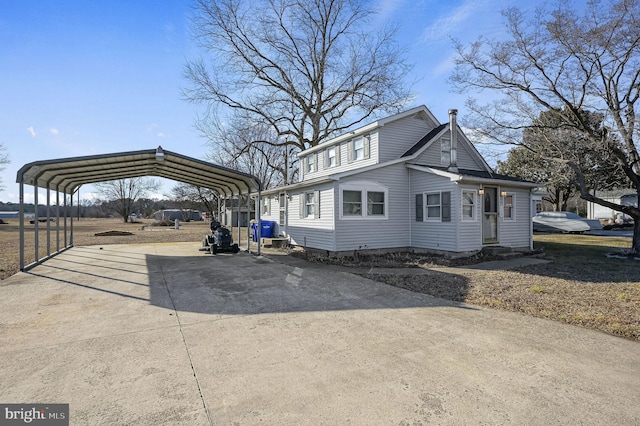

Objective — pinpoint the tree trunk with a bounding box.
[632,219,640,256]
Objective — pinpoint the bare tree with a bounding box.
[94,178,160,223]
[497,109,628,211]
[184,0,412,158]
[450,0,640,254]
[168,182,219,220]
[0,143,9,191]
[202,112,298,189]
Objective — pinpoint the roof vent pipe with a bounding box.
[448,109,458,172]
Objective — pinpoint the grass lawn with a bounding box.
[356,234,639,341]
[2,218,638,341]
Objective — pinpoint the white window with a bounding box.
[305,192,315,217]
[263,197,270,215]
[503,193,515,220]
[299,191,319,219]
[367,191,385,216]
[325,146,339,168]
[462,190,476,221]
[354,138,364,160]
[347,135,370,162]
[342,190,362,216]
[340,182,388,219]
[422,191,451,222]
[305,154,317,173]
[441,137,451,165]
[426,192,441,220]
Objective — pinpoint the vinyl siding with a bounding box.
[409,170,460,252]
[457,184,483,251]
[298,133,379,181]
[377,114,436,162]
[334,164,411,251]
[498,187,532,248]
[285,184,336,251]
[260,194,283,236]
[412,130,486,171]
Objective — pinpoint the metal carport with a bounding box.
[16,146,263,271]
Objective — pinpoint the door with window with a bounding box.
[482,187,498,243]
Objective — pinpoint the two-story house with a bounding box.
[259,105,539,254]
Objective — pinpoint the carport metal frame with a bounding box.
[16,147,263,271]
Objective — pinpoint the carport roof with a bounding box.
[16,147,262,196]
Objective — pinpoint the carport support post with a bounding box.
[63,191,68,247]
[246,192,251,254]
[236,195,241,252]
[46,182,51,258]
[56,188,60,252]
[34,179,39,265]
[257,189,261,256]
[19,181,24,271]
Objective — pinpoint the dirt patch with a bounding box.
[295,245,640,342]
[94,230,135,236]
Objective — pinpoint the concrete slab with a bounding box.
[1,243,639,425]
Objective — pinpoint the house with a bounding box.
[219,198,256,227]
[153,209,203,222]
[259,105,540,254]
[587,190,637,225]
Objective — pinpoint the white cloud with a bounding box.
[374,0,406,21]
[50,128,59,136]
[431,51,458,76]
[157,132,166,138]
[420,1,480,44]
[27,126,37,138]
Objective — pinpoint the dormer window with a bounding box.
[354,138,364,160]
[325,145,340,168]
[347,135,370,162]
[305,153,317,173]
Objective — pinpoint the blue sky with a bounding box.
[1,0,533,204]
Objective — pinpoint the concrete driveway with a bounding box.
[1,243,638,425]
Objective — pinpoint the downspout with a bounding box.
[408,170,412,249]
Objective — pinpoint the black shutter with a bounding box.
[442,191,451,222]
[415,194,423,222]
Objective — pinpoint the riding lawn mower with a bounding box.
[201,221,240,254]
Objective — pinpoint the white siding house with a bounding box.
[260,105,539,254]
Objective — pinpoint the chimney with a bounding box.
[448,109,458,172]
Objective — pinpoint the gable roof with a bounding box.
[401,123,447,157]
[16,147,262,197]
